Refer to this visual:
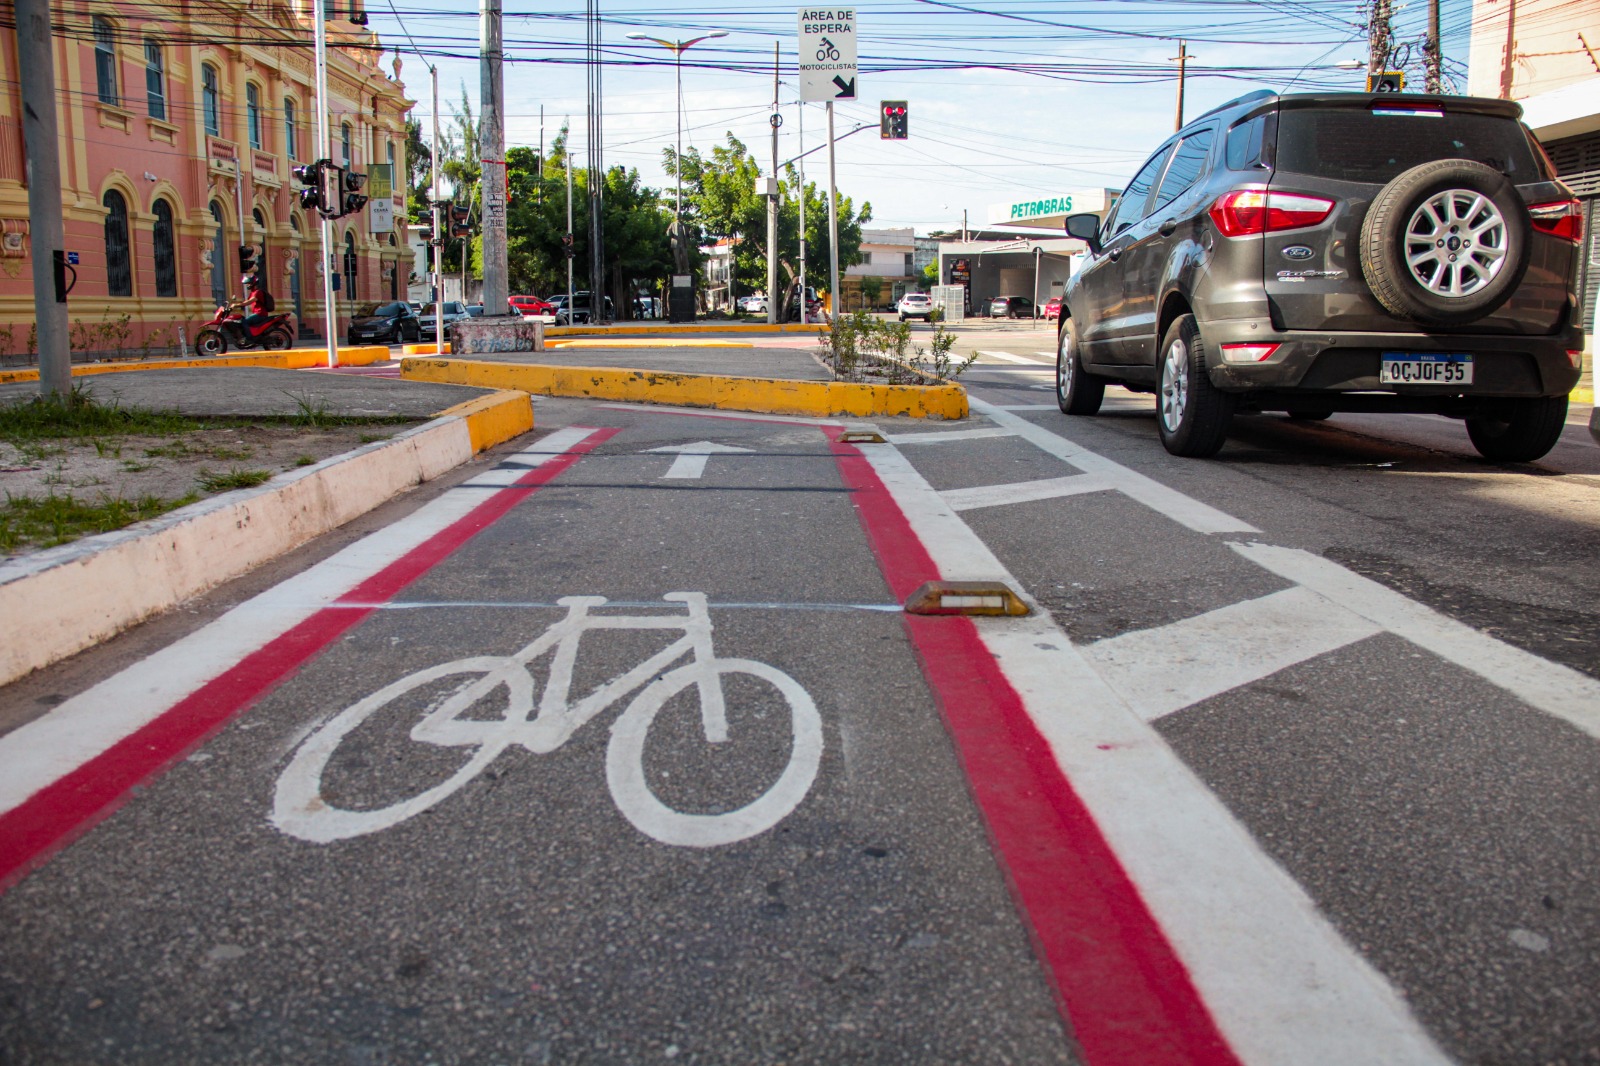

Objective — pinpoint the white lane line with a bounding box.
[1237,542,1600,740]
[993,404,1060,411]
[1085,587,1384,721]
[971,397,1258,535]
[645,442,754,479]
[942,474,1113,512]
[886,426,1017,445]
[861,443,1449,1065]
[0,426,605,818]
[975,350,1052,365]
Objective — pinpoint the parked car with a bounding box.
[737,295,768,314]
[989,295,1035,319]
[347,301,420,345]
[897,292,935,321]
[510,295,557,323]
[635,295,662,318]
[1056,89,1585,461]
[1043,297,1062,321]
[417,300,471,342]
[550,292,615,325]
[465,304,485,317]
[784,285,823,323]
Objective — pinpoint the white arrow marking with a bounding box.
[645,441,754,479]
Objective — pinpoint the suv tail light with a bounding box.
[1528,200,1583,243]
[1209,186,1336,237]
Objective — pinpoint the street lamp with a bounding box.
[625,30,727,224]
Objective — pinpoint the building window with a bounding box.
[144,40,165,120]
[103,190,132,297]
[904,252,913,270]
[202,64,220,136]
[387,140,395,180]
[341,122,352,166]
[246,84,263,149]
[94,17,119,106]
[152,199,178,297]
[209,200,228,306]
[284,98,298,160]
[343,230,358,298]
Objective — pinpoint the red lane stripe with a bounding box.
[0,428,618,893]
[827,429,1241,1066]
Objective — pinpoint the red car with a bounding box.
[1043,297,1062,321]
[509,295,556,322]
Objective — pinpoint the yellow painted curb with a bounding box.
[332,345,391,367]
[547,323,827,337]
[543,338,754,350]
[402,357,968,420]
[403,342,452,356]
[437,388,535,452]
[1572,386,1594,405]
[0,346,392,383]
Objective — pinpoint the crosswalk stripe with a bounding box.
[942,474,1113,511]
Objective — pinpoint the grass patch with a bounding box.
[1,491,198,553]
[197,468,273,492]
[358,433,392,444]
[293,455,317,467]
[0,385,201,442]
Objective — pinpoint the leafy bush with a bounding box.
[820,312,975,384]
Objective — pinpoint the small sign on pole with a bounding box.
[798,8,857,101]
[367,163,394,233]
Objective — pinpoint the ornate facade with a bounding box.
[0,0,413,356]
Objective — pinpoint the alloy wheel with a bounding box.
[1161,338,1189,432]
[1404,189,1509,298]
[1057,328,1075,400]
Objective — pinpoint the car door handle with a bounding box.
[1108,248,1123,262]
[1158,218,1178,237]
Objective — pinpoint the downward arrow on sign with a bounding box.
[645,441,754,479]
[832,75,856,98]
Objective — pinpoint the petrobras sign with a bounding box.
[988,189,1114,227]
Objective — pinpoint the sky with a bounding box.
[364,0,1479,235]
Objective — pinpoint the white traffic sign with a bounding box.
[798,8,857,101]
[646,441,754,479]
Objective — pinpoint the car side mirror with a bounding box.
[1064,213,1103,254]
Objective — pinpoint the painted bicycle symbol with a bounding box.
[816,37,841,61]
[272,593,822,848]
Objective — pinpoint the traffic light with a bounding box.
[338,168,368,218]
[561,232,575,258]
[292,160,326,212]
[1367,70,1405,92]
[880,101,908,140]
[238,245,257,274]
[450,203,472,238]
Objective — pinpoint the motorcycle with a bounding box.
[194,303,295,355]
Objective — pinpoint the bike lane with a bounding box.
[0,404,1081,1064]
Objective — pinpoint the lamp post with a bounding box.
[625,31,728,224]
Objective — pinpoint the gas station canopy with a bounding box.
[987,188,1119,231]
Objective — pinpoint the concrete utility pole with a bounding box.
[15,0,70,397]
[1499,0,1518,98]
[1368,0,1394,81]
[1426,0,1442,91]
[479,0,508,318]
[432,64,444,348]
[768,43,779,325]
[1173,40,1188,131]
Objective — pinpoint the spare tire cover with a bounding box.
[1359,158,1530,327]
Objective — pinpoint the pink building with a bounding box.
[0,0,413,358]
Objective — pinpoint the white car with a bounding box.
[896,292,934,322]
[738,295,767,314]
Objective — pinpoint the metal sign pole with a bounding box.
[797,103,805,323]
[826,100,839,322]
[313,6,338,367]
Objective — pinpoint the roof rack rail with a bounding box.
[1193,88,1276,125]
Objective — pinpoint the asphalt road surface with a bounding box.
[2,344,1598,1065]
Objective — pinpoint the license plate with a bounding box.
[1380,352,1473,385]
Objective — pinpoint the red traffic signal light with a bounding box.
[880,101,908,140]
[450,203,472,238]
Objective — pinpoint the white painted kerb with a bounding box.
[0,415,477,687]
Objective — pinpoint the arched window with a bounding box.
[246,83,262,149]
[343,230,358,299]
[152,199,177,297]
[341,122,352,166]
[202,64,220,136]
[94,17,119,106]
[103,190,132,296]
[209,200,228,307]
[387,232,398,299]
[144,40,165,119]
[284,97,298,160]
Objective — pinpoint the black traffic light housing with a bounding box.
[450,203,472,238]
[1367,71,1405,92]
[238,244,258,274]
[338,168,368,218]
[561,232,575,258]
[292,160,327,213]
[880,101,908,140]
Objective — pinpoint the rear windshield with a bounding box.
[1275,108,1542,184]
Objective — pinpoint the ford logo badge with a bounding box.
[1282,245,1315,261]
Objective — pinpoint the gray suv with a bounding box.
[1057,90,1586,461]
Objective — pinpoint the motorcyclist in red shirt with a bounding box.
[242,273,275,332]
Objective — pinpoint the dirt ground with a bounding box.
[0,421,422,559]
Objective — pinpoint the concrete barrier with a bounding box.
[401,357,968,420]
[0,388,533,687]
[0,346,391,384]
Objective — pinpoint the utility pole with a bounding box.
[16,0,70,397]
[566,143,574,317]
[1499,0,1518,98]
[313,0,339,366]
[767,43,779,325]
[586,0,605,321]
[479,0,508,318]
[826,101,839,324]
[1368,0,1394,82]
[1173,40,1188,131]
[1426,0,1442,91]
[431,63,443,349]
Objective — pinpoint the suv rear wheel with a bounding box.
[1055,318,1105,415]
[1465,396,1568,462]
[1157,315,1235,458]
